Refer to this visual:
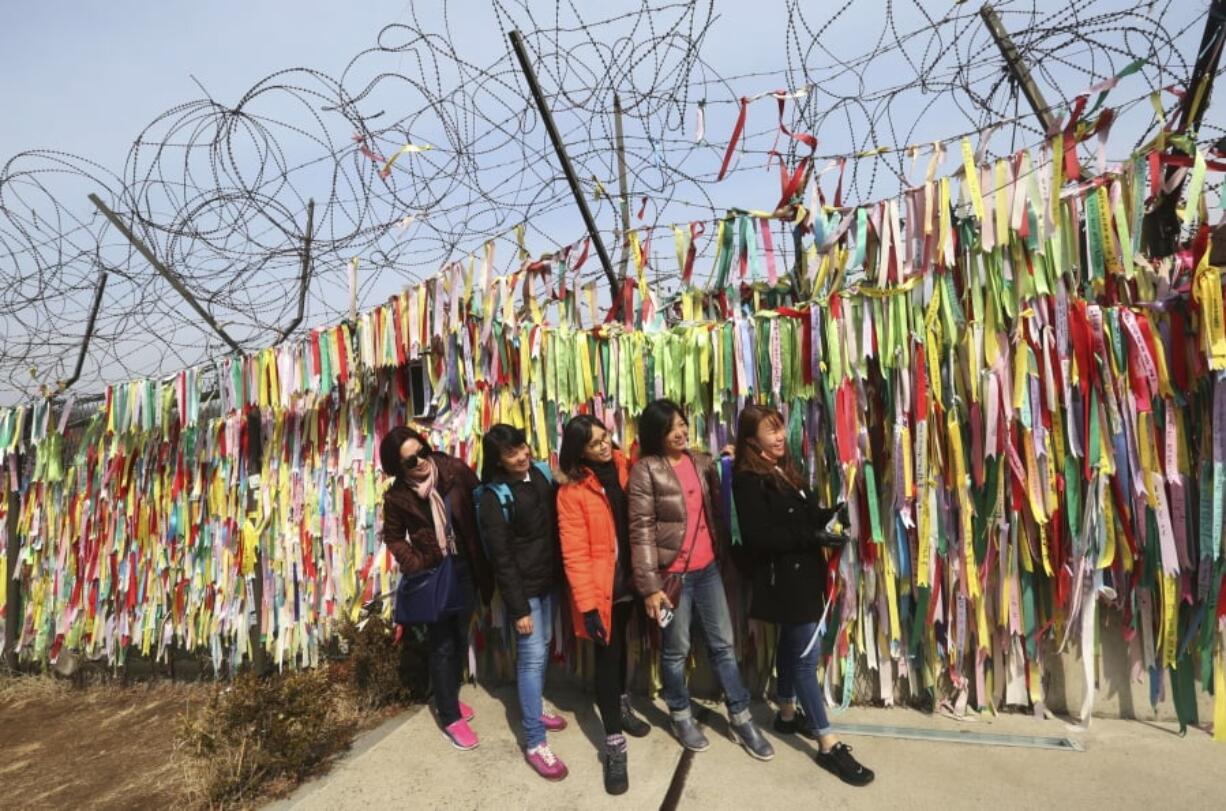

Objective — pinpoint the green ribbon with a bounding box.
[1085,191,1105,282]
[722,323,735,395]
[714,218,735,290]
[864,462,883,543]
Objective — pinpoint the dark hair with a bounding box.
[481,423,528,482]
[637,399,687,458]
[559,414,606,480]
[734,405,803,487]
[379,425,432,478]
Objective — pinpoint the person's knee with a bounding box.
[662,632,690,658]
[703,619,736,657]
[519,637,547,667]
[708,638,737,664]
[661,645,688,666]
[430,635,456,659]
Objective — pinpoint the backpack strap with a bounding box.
[473,482,516,557]
[532,460,554,484]
[491,482,514,521]
[475,482,515,524]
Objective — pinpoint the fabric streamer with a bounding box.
[2,137,1225,730]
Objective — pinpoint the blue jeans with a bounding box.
[776,621,832,737]
[516,593,554,748]
[661,562,751,721]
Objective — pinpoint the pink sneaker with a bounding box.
[459,701,475,722]
[443,719,479,751]
[524,743,569,780]
[540,712,568,731]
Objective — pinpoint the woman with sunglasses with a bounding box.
[556,415,652,795]
[379,426,492,751]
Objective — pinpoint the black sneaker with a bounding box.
[773,709,817,740]
[816,742,874,786]
[620,696,651,738]
[603,739,629,795]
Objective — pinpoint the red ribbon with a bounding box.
[775,94,818,152]
[1160,153,1226,172]
[1061,95,1088,181]
[716,97,750,181]
[682,221,705,285]
[571,238,590,271]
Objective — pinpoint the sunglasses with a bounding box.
[400,451,425,469]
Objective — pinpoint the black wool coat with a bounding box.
[732,469,837,624]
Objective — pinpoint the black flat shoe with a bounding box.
[816,742,874,786]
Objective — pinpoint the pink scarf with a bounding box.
[404,458,451,556]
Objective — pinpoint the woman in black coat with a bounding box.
[731,404,874,787]
[477,423,569,781]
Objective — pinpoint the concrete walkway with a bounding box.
[273,684,1224,810]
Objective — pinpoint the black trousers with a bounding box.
[594,600,633,735]
[426,561,474,726]
[427,610,469,725]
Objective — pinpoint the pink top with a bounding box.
[667,455,715,573]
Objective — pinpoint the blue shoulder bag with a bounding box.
[394,495,470,625]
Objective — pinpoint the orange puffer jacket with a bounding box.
[557,450,631,640]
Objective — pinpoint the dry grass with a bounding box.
[176,669,364,807]
[334,614,430,710]
[0,672,74,705]
[176,626,423,807]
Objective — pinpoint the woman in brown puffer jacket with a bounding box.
[627,399,773,762]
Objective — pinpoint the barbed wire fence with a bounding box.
[0,0,1218,408]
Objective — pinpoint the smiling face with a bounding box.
[664,412,689,456]
[500,442,532,477]
[754,415,786,463]
[582,424,614,464]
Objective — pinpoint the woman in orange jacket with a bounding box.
[556,414,651,796]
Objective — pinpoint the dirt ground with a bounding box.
[0,677,208,811]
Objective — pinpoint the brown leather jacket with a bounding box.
[381,452,495,603]
[627,451,727,596]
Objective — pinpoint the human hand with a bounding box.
[643,590,673,621]
[515,615,535,635]
[584,610,608,645]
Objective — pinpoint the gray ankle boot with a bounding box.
[669,712,710,752]
[729,713,775,761]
